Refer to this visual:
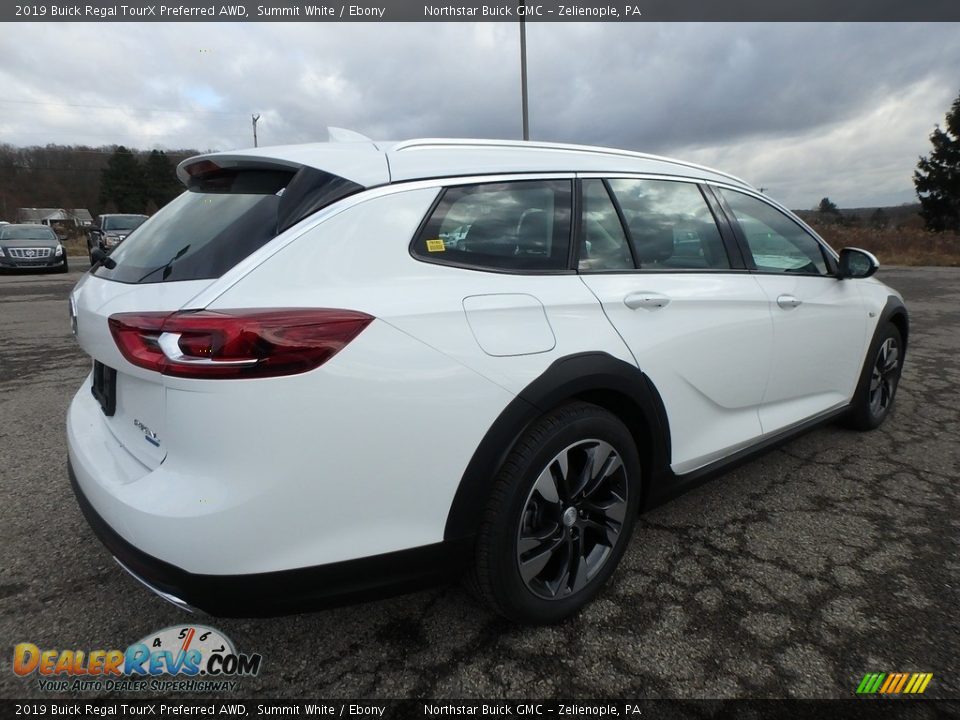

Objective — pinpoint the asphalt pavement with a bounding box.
[0,262,957,700]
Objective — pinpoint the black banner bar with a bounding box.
[3,0,960,22]
[2,700,959,719]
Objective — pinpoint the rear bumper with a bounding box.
[63,314,512,614]
[69,459,469,616]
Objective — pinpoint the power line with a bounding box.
[7,128,246,137]
[3,133,242,147]
[0,98,251,117]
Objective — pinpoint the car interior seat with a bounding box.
[515,208,549,256]
[629,219,674,268]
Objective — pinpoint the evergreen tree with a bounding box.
[99,146,146,213]
[818,197,839,215]
[817,197,841,224]
[143,150,182,209]
[914,90,960,232]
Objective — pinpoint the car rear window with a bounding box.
[411,180,573,272]
[93,165,362,284]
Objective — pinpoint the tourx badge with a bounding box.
[134,419,161,447]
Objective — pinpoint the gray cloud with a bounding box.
[0,21,957,207]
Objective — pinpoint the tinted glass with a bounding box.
[579,180,633,271]
[608,180,730,270]
[93,166,360,284]
[720,189,828,275]
[0,226,57,241]
[413,180,572,271]
[102,215,147,231]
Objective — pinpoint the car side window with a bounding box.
[412,180,572,272]
[719,189,828,275]
[607,179,731,270]
[579,180,633,271]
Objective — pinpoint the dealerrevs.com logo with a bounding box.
[13,625,263,693]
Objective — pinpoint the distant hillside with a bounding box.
[0,144,203,222]
[797,203,960,267]
[794,203,924,230]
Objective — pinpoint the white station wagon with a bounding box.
[67,138,907,623]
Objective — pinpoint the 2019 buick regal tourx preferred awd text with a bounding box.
[66,138,907,623]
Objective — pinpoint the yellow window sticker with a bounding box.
[425,239,446,253]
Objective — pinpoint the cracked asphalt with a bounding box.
[0,264,957,700]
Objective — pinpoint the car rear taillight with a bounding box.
[108,309,373,379]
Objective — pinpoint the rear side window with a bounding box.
[608,179,731,271]
[93,166,362,284]
[412,180,572,272]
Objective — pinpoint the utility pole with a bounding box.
[251,114,261,147]
[519,14,529,141]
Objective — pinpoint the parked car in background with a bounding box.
[0,223,68,273]
[87,214,148,264]
[67,138,907,623]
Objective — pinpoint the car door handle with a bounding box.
[777,294,802,310]
[624,292,671,311]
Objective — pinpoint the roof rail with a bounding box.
[390,138,750,187]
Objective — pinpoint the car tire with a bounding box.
[57,259,69,274]
[468,401,641,624]
[845,323,903,431]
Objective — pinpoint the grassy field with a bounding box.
[62,237,89,257]
[807,222,960,267]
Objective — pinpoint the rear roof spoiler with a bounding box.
[177,140,390,189]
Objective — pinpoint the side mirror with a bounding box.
[90,247,116,269]
[838,247,879,279]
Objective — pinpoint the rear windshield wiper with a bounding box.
[136,245,191,283]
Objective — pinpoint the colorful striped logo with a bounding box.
[856,672,933,695]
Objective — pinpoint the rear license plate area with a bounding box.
[91,361,117,416]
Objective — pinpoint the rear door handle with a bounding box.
[624,292,671,311]
[777,294,802,310]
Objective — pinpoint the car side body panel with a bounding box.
[205,182,638,396]
[752,273,868,433]
[579,271,774,474]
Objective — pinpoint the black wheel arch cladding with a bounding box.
[879,294,909,358]
[443,352,671,542]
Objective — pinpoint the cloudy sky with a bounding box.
[1,21,958,208]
